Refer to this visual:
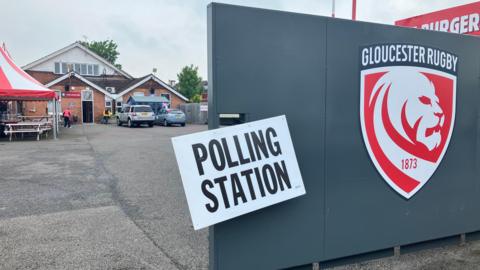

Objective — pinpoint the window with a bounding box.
[54,62,61,74]
[161,93,170,101]
[81,90,93,101]
[150,88,155,95]
[116,101,123,113]
[134,106,153,112]
[84,64,96,76]
[80,64,87,75]
[55,62,101,76]
[105,97,112,109]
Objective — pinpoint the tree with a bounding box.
[191,93,202,103]
[79,40,122,69]
[177,65,203,102]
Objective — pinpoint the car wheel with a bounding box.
[148,123,154,127]
[164,119,168,127]
[181,123,185,127]
[128,119,133,128]
[117,118,122,126]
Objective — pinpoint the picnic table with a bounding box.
[4,121,52,141]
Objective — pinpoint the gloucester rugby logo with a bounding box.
[360,44,457,198]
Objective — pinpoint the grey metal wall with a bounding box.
[208,3,480,269]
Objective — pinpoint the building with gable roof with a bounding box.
[23,42,188,123]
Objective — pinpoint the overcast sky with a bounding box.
[1,0,474,81]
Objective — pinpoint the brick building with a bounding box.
[22,42,188,123]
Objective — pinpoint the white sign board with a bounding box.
[172,115,305,230]
[200,104,208,112]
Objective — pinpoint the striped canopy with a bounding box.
[0,45,56,101]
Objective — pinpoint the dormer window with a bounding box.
[54,62,99,76]
[80,64,87,75]
[54,62,60,74]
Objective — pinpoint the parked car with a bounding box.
[155,109,186,127]
[117,105,155,128]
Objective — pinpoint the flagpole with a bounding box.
[332,0,336,18]
[352,0,357,20]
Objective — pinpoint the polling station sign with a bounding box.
[172,115,305,230]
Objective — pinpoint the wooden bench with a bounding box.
[4,122,50,141]
[39,125,52,139]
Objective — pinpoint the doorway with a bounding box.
[81,89,94,123]
[82,101,93,123]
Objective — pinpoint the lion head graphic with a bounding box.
[371,70,444,151]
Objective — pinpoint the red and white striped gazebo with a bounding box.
[0,45,56,100]
[0,44,59,138]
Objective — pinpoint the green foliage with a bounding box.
[177,65,203,102]
[191,94,202,103]
[79,40,120,66]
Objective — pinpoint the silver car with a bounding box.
[156,109,186,126]
[117,105,155,128]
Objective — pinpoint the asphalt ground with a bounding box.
[0,124,207,270]
[0,124,479,269]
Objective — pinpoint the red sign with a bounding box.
[360,44,457,199]
[395,2,480,35]
[62,92,81,98]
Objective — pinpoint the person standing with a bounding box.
[102,109,112,124]
[63,109,72,128]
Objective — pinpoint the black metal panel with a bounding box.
[324,19,480,259]
[208,3,327,269]
[208,3,480,270]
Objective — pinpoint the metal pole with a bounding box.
[352,0,357,20]
[56,99,60,135]
[332,0,336,17]
[53,98,57,139]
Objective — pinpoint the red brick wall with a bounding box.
[24,79,108,124]
[23,71,59,118]
[55,86,82,124]
[93,89,107,123]
[24,101,49,117]
[25,70,61,84]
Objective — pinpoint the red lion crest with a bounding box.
[361,66,455,198]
